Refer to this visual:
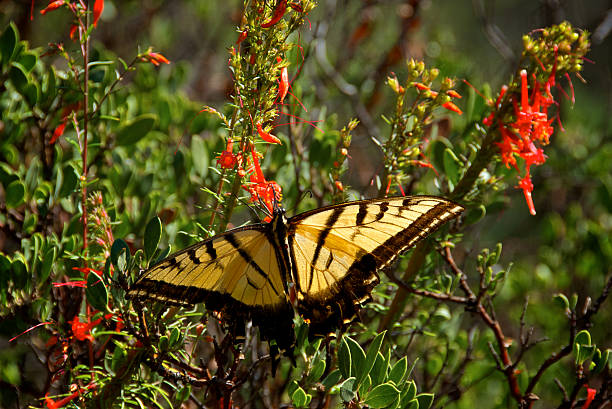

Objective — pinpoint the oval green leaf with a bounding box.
[115,114,157,146]
[363,382,400,408]
[86,271,108,312]
[144,216,162,263]
[6,180,25,208]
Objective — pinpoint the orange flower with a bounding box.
[442,101,463,115]
[40,1,64,15]
[50,121,66,144]
[93,0,104,26]
[70,316,102,342]
[261,0,288,28]
[256,123,282,144]
[277,56,289,103]
[217,139,238,169]
[142,51,170,66]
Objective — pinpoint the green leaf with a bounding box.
[593,349,610,373]
[400,381,418,408]
[389,357,408,385]
[345,336,366,386]
[144,216,162,263]
[115,114,157,146]
[370,352,388,385]
[86,271,108,312]
[111,344,128,373]
[0,23,18,65]
[443,148,461,186]
[40,247,56,283]
[111,239,131,272]
[5,180,25,208]
[23,82,38,106]
[169,327,181,349]
[59,164,79,197]
[159,335,169,352]
[405,399,419,409]
[174,385,191,404]
[321,369,342,389]
[339,377,356,402]
[416,393,434,409]
[191,136,209,178]
[359,374,372,398]
[18,51,37,72]
[291,386,308,408]
[359,331,386,385]
[11,258,28,290]
[307,358,326,383]
[9,62,29,94]
[363,383,400,408]
[575,330,591,347]
[463,204,486,225]
[338,337,352,378]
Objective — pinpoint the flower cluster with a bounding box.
[487,69,555,215]
[481,22,589,215]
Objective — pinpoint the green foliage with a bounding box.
[1,2,610,409]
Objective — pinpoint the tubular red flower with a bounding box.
[277,57,289,103]
[217,139,237,169]
[93,0,104,27]
[40,1,64,15]
[582,386,596,409]
[143,52,170,66]
[256,123,282,144]
[236,29,248,45]
[442,101,463,115]
[447,90,462,99]
[261,0,288,28]
[50,121,67,144]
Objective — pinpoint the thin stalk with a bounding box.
[81,1,91,262]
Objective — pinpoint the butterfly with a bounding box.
[128,195,463,350]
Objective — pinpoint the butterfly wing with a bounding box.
[287,196,463,335]
[128,225,294,348]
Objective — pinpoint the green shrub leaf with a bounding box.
[86,271,108,312]
[6,179,25,208]
[0,23,18,65]
[363,382,400,408]
[115,114,157,146]
[144,216,162,263]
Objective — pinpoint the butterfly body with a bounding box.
[129,196,463,350]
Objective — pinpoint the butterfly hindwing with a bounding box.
[287,196,464,335]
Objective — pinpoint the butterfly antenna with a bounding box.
[232,193,264,221]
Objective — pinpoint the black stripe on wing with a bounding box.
[297,199,463,336]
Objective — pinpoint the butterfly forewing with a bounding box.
[287,196,464,334]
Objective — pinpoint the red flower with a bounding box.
[236,29,248,45]
[582,386,596,409]
[261,0,288,28]
[93,0,104,26]
[277,56,289,103]
[70,316,102,342]
[256,123,282,144]
[40,1,64,15]
[142,51,170,66]
[442,101,463,115]
[217,139,238,169]
[50,121,66,144]
[488,69,558,215]
[244,146,282,220]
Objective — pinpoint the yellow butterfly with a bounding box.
[129,195,463,350]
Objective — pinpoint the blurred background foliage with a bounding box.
[0,0,610,408]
